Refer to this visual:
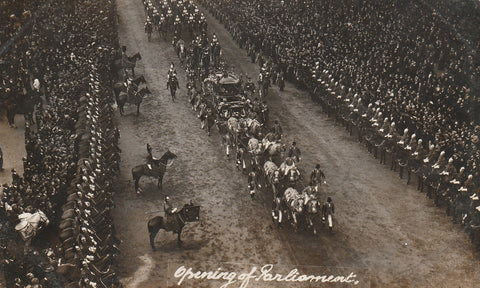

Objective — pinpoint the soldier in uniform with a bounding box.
[311,164,326,192]
[168,63,177,78]
[287,141,301,163]
[121,46,133,69]
[164,196,177,215]
[145,19,153,41]
[322,197,335,232]
[248,167,259,200]
[272,120,283,141]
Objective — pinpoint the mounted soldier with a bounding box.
[164,196,178,215]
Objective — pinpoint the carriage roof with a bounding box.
[204,71,241,85]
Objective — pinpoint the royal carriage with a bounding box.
[203,71,247,121]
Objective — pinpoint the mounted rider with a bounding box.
[262,132,276,152]
[280,157,296,177]
[164,196,178,216]
[301,184,316,205]
[121,46,134,69]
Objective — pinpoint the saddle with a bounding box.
[164,212,184,232]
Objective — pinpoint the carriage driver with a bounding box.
[164,196,178,215]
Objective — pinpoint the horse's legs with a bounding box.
[149,231,157,251]
[134,177,140,193]
[158,174,164,190]
[292,213,298,231]
[136,103,140,116]
[177,227,183,246]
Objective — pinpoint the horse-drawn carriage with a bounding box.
[203,71,247,121]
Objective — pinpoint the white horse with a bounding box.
[284,187,305,231]
[279,158,301,184]
[264,161,282,223]
[15,210,49,245]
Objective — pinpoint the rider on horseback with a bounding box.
[262,132,276,151]
[280,157,296,177]
[121,46,134,69]
[164,196,178,215]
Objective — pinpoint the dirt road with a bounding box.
[112,0,480,287]
[0,115,26,186]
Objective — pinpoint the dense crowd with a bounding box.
[0,0,44,50]
[0,0,120,287]
[199,0,480,249]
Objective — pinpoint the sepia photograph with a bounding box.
[1,0,480,287]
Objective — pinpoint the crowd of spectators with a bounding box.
[0,0,46,51]
[0,0,120,286]
[199,0,480,249]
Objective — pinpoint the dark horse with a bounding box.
[113,75,147,103]
[148,203,200,251]
[0,98,17,128]
[113,52,142,76]
[118,86,151,116]
[131,149,177,193]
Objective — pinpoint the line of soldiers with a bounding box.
[143,0,207,40]
[1,0,121,286]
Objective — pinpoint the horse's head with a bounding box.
[134,75,146,85]
[140,87,151,96]
[165,149,178,160]
[272,170,281,184]
[306,199,319,214]
[295,198,304,214]
[181,205,200,222]
[288,168,300,182]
